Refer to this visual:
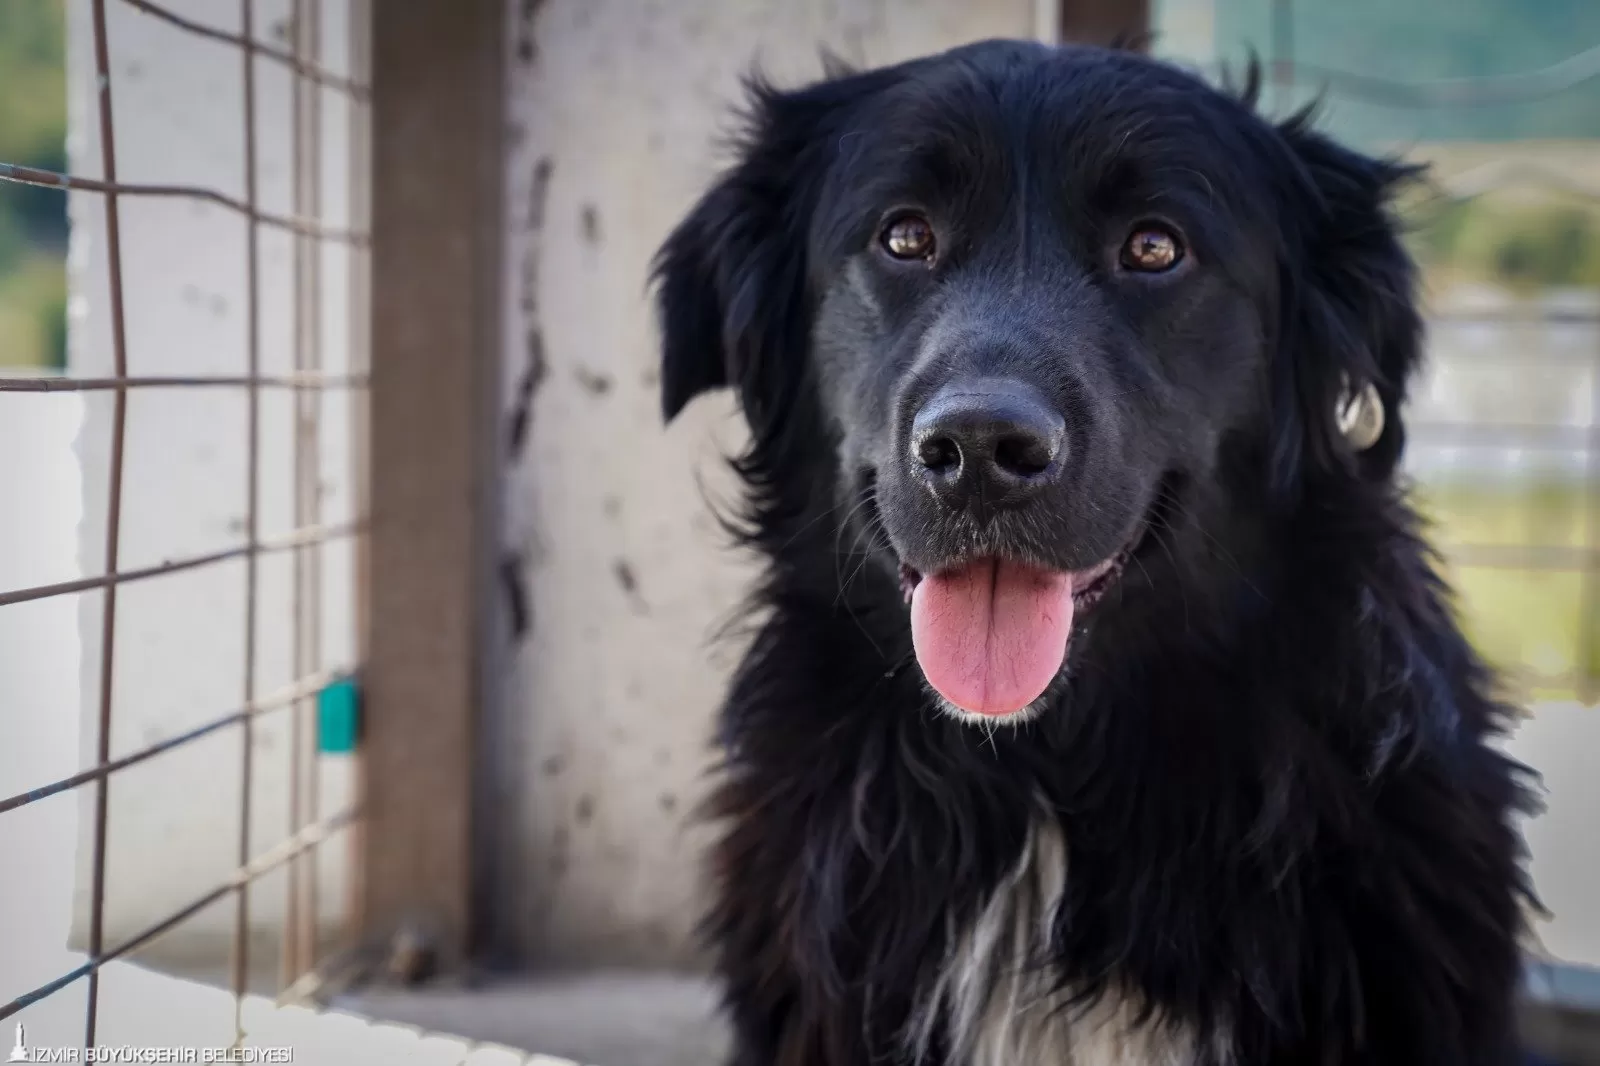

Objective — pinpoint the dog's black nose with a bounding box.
[911,380,1065,508]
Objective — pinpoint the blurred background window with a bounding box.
[1172,0,1600,703]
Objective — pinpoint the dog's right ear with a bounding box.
[651,71,880,425]
[652,180,736,422]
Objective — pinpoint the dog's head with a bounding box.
[654,41,1422,721]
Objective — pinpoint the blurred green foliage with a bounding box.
[0,0,67,370]
[1407,197,1600,291]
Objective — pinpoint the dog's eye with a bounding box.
[1120,225,1184,273]
[880,214,937,261]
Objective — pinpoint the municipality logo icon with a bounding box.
[7,1023,28,1063]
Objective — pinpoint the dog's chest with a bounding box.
[909,822,1205,1066]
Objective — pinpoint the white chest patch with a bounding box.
[906,822,1214,1066]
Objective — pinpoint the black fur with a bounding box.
[653,40,1540,1065]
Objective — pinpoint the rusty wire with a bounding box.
[0,522,362,609]
[82,0,129,1045]
[0,810,357,1027]
[0,162,367,245]
[232,0,263,1038]
[0,670,345,818]
[0,0,372,1039]
[285,0,326,989]
[120,0,370,101]
[0,371,366,392]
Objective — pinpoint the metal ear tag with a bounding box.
[1335,375,1385,452]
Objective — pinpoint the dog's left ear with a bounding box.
[1271,118,1424,491]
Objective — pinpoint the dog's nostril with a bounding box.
[917,435,962,474]
[909,379,1065,506]
[994,433,1054,478]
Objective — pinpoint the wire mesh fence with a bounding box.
[0,0,370,1047]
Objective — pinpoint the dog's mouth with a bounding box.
[880,482,1168,720]
[895,540,1136,613]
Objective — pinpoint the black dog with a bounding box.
[653,40,1539,1065]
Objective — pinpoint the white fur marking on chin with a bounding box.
[908,821,1212,1066]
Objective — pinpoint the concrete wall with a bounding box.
[494,0,1045,969]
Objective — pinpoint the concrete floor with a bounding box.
[43,957,1590,1065]
[343,971,732,1066]
[341,969,1600,1066]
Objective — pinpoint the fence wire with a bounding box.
[0,0,371,1046]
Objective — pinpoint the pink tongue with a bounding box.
[910,559,1075,716]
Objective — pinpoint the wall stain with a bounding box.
[613,558,649,614]
[516,0,546,65]
[528,156,554,231]
[508,155,554,460]
[580,204,602,245]
[507,328,546,458]
[500,552,531,638]
[575,795,596,824]
[517,157,553,321]
[574,367,612,396]
[502,154,554,649]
